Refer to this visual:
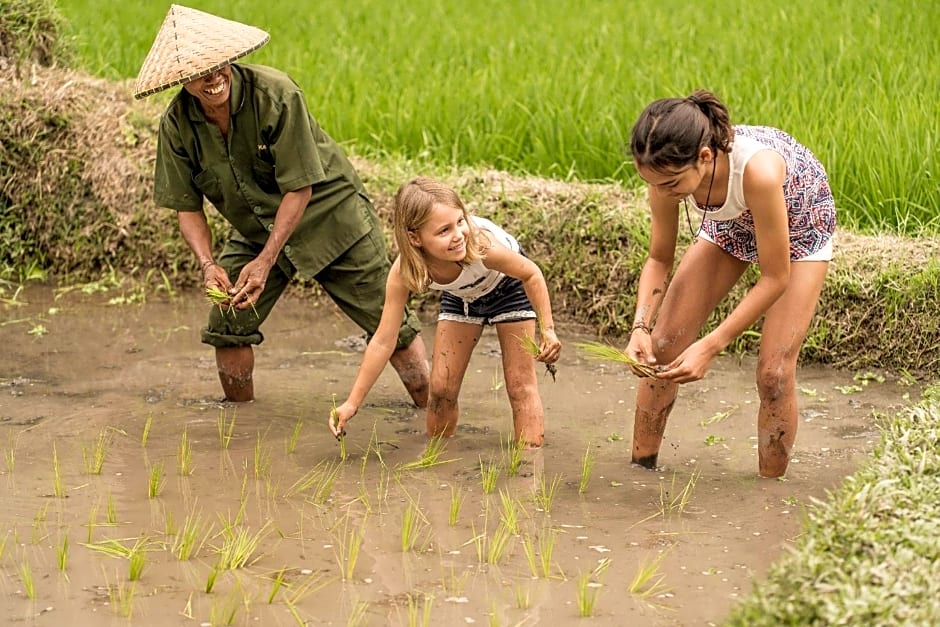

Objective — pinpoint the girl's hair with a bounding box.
[630,89,734,171]
[393,177,484,293]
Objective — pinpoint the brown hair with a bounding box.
[392,177,484,293]
[630,89,734,171]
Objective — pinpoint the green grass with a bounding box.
[727,392,940,624]
[57,0,940,234]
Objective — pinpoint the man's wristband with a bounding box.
[631,322,651,334]
[200,260,215,272]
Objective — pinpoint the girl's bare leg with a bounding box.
[427,320,482,437]
[755,260,828,478]
[632,240,746,468]
[496,319,544,448]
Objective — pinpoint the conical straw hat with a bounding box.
[134,4,269,99]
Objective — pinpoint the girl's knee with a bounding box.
[755,363,795,401]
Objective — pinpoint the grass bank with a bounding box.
[56,0,940,235]
[727,387,940,625]
[1,62,938,376]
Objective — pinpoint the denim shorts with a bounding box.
[438,275,536,326]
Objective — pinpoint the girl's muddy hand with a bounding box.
[329,402,356,438]
[626,332,656,378]
[536,328,561,363]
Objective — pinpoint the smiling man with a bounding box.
[134,5,429,406]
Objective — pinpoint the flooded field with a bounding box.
[0,286,920,626]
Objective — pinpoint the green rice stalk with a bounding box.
[574,341,660,378]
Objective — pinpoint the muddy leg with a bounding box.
[631,377,679,469]
[389,336,430,408]
[427,321,481,438]
[756,368,798,478]
[216,346,254,402]
[496,320,544,448]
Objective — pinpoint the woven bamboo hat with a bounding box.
[134,4,269,99]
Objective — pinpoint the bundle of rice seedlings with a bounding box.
[515,332,558,381]
[574,341,659,378]
[205,286,232,314]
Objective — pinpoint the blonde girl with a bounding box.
[329,177,561,447]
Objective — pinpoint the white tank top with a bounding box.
[427,216,520,301]
[686,133,764,221]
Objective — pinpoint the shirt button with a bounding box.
[266,223,273,232]
[284,245,291,254]
[253,206,262,214]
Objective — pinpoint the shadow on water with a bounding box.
[0,287,920,625]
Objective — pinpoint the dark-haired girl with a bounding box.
[626,89,835,478]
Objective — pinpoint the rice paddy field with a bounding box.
[0,285,927,626]
[55,0,939,235]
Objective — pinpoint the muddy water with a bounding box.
[0,286,919,626]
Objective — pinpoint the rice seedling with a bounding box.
[253,431,271,479]
[173,509,212,561]
[56,533,69,573]
[106,491,118,524]
[659,470,700,520]
[575,558,611,618]
[448,484,464,527]
[498,489,523,534]
[576,570,600,617]
[217,407,236,450]
[82,428,112,475]
[0,531,9,560]
[331,394,347,460]
[19,559,35,599]
[140,412,153,447]
[128,545,147,581]
[629,551,671,602]
[205,564,220,593]
[205,285,232,314]
[214,517,271,570]
[104,569,136,619]
[535,526,559,578]
[479,456,500,494]
[332,514,365,581]
[532,473,562,513]
[514,584,531,609]
[515,329,557,381]
[285,569,335,605]
[286,416,303,455]
[4,434,16,472]
[578,444,596,495]
[148,462,165,499]
[177,426,193,476]
[440,562,470,596]
[355,481,373,514]
[86,504,98,543]
[52,442,65,497]
[267,568,286,604]
[285,459,342,504]
[31,503,49,544]
[348,600,370,627]
[404,593,433,627]
[208,581,243,626]
[501,433,526,477]
[396,435,458,472]
[400,498,430,552]
[487,522,513,565]
[574,340,660,378]
[163,509,177,536]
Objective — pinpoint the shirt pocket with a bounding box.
[193,169,224,207]
[251,158,279,195]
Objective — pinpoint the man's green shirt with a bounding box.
[154,64,375,278]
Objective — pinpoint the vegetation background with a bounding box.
[56,0,940,235]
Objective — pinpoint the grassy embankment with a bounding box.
[2,1,940,623]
